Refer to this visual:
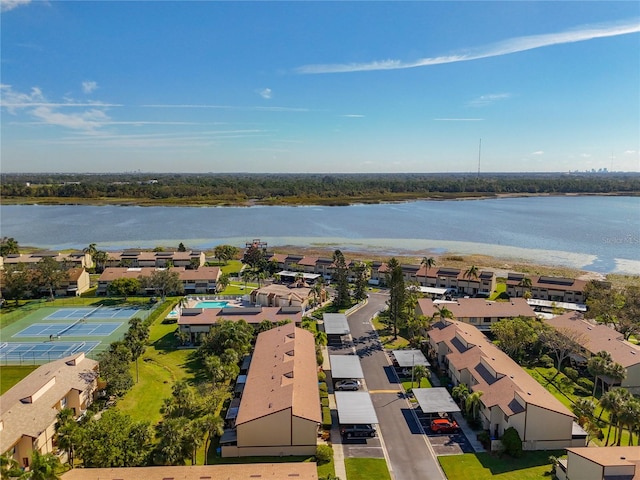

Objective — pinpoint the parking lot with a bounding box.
[340,435,385,459]
[415,410,474,455]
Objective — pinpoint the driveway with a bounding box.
[345,292,447,480]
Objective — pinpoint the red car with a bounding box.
[430,418,460,433]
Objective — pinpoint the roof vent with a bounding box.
[621,456,626,460]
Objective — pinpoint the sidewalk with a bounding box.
[328,394,347,480]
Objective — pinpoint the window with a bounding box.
[483,317,492,323]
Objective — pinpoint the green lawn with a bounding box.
[344,458,391,480]
[401,377,432,391]
[0,365,39,394]
[371,316,409,349]
[439,452,560,480]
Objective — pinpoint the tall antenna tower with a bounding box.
[477,138,482,178]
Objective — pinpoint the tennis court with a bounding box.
[0,304,151,365]
[0,341,100,363]
[15,322,123,338]
[44,306,140,321]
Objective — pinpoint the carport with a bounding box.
[322,313,351,345]
[413,387,460,420]
[334,391,379,425]
[391,349,430,370]
[330,355,364,380]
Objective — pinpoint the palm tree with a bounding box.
[28,451,61,480]
[55,408,78,467]
[465,390,484,422]
[412,364,428,388]
[464,265,479,280]
[92,250,109,273]
[433,305,454,325]
[518,277,532,297]
[1,452,25,480]
[617,397,640,446]
[83,243,97,267]
[572,398,595,426]
[587,351,611,397]
[241,269,253,291]
[451,383,469,406]
[606,362,627,391]
[421,256,436,284]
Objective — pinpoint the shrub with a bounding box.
[318,370,327,382]
[501,427,523,458]
[315,445,333,465]
[564,367,579,382]
[539,354,554,368]
[577,377,594,391]
[321,397,329,408]
[318,382,328,394]
[477,431,490,447]
[322,406,332,429]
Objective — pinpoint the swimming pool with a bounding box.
[195,301,230,309]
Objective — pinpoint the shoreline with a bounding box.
[1,191,637,208]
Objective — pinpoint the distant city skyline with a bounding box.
[1,1,639,173]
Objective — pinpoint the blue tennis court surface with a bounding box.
[0,341,100,361]
[44,306,140,321]
[14,322,123,338]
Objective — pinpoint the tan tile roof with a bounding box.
[298,256,319,266]
[429,321,574,418]
[417,297,536,319]
[269,253,288,263]
[178,306,302,326]
[568,445,640,469]
[179,266,221,281]
[61,463,319,480]
[236,324,321,426]
[0,353,98,453]
[546,312,640,368]
[252,283,311,302]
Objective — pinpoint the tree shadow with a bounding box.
[476,450,564,475]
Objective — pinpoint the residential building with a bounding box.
[545,312,640,394]
[223,324,321,457]
[178,306,303,343]
[96,266,220,295]
[427,320,584,450]
[416,297,536,330]
[250,283,313,310]
[104,250,205,269]
[1,251,93,270]
[507,274,587,303]
[416,266,497,296]
[0,267,90,298]
[0,353,99,469]
[556,446,640,480]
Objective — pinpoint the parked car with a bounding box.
[335,379,361,391]
[340,424,376,438]
[430,418,460,433]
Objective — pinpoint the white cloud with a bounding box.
[341,114,364,118]
[82,81,98,94]
[259,88,272,99]
[31,106,109,132]
[580,153,592,158]
[295,18,640,74]
[623,150,637,155]
[467,93,511,107]
[141,103,308,112]
[1,0,30,12]
[531,151,544,155]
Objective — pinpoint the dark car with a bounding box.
[430,418,460,433]
[340,424,377,438]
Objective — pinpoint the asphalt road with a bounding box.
[344,292,447,480]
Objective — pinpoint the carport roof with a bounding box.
[330,355,364,379]
[392,349,430,367]
[335,391,379,424]
[323,313,350,335]
[413,387,461,414]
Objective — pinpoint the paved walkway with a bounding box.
[328,394,348,480]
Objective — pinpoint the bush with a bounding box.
[318,370,327,382]
[321,397,329,408]
[318,382,328,394]
[322,406,332,429]
[564,367,579,382]
[477,431,490,447]
[501,427,523,458]
[315,445,333,465]
[577,377,594,391]
[539,354,554,368]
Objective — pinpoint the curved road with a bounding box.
[345,292,446,480]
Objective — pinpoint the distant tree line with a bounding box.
[1,172,639,205]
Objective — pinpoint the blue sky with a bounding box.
[1,1,639,173]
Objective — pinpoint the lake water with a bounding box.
[1,196,639,274]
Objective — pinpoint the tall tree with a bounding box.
[107,277,140,300]
[540,327,586,370]
[587,351,612,397]
[55,408,79,468]
[97,341,134,397]
[0,452,25,480]
[177,242,187,252]
[124,317,149,383]
[143,268,184,299]
[332,250,350,308]
[1,263,30,305]
[420,256,436,283]
[92,250,109,273]
[0,237,20,256]
[33,257,68,300]
[465,391,484,422]
[490,316,541,361]
[351,261,370,302]
[412,364,428,389]
[385,257,405,340]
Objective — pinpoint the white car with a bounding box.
[335,379,361,391]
